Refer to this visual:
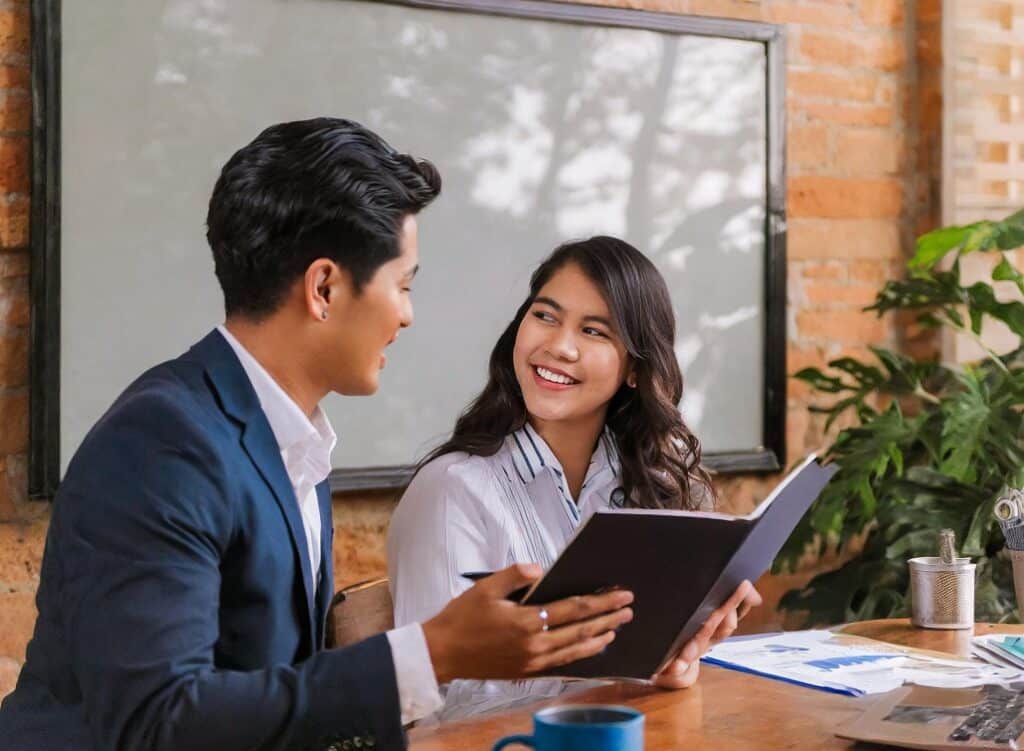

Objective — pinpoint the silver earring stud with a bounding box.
[321,311,328,320]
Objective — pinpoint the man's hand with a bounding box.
[651,579,762,690]
[421,564,634,684]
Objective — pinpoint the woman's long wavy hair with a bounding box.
[422,236,714,510]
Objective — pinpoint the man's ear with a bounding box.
[303,259,352,322]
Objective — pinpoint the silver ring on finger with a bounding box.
[538,608,550,632]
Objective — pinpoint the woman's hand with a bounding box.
[651,579,762,689]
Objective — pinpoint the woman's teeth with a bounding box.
[535,366,577,385]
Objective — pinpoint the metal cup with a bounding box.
[909,556,975,629]
[1009,550,1024,617]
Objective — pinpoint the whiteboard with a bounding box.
[42,0,786,493]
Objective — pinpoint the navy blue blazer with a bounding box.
[0,330,406,750]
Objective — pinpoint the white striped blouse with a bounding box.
[388,422,622,627]
[386,423,623,721]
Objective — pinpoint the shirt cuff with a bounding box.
[386,623,443,725]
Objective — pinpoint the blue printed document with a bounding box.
[704,630,1023,697]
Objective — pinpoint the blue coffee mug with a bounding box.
[492,704,644,751]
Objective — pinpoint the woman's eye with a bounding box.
[583,327,608,338]
[533,311,556,323]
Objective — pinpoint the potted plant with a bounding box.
[776,208,1024,624]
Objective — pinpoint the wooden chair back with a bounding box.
[326,577,395,649]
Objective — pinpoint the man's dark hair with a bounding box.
[206,117,441,318]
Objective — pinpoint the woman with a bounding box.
[388,236,760,717]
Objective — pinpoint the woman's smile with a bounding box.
[531,364,581,389]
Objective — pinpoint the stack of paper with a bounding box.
[703,630,1024,697]
[972,635,1024,671]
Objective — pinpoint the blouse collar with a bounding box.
[505,422,618,505]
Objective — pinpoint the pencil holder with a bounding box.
[1010,550,1024,618]
[908,556,975,630]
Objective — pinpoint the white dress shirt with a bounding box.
[217,326,441,725]
[387,422,621,720]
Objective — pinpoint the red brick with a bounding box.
[786,406,811,465]
[0,197,29,248]
[861,0,904,26]
[792,99,895,126]
[0,390,27,454]
[0,656,19,700]
[787,346,830,400]
[789,70,878,102]
[835,128,903,174]
[0,251,27,278]
[0,65,28,90]
[0,276,28,326]
[0,137,28,194]
[804,281,880,306]
[799,260,847,280]
[0,590,35,661]
[800,31,906,71]
[766,3,854,27]
[917,0,941,25]
[689,0,762,21]
[0,520,45,584]
[789,219,901,260]
[0,92,29,132]
[788,124,829,169]
[331,495,397,589]
[0,329,27,387]
[796,309,888,344]
[0,10,29,59]
[0,457,11,519]
[3,453,28,519]
[790,177,902,218]
[788,345,830,373]
[850,259,903,284]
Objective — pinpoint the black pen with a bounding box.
[461,571,531,602]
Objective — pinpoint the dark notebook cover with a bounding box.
[522,455,839,679]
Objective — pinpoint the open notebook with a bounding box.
[520,455,838,679]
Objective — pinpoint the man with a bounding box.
[0,119,636,751]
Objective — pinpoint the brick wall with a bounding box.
[0,0,31,698]
[0,0,944,699]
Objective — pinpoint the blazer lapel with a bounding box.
[241,423,318,644]
[315,480,334,648]
[191,330,317,650]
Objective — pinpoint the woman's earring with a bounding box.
[321,310,328,321]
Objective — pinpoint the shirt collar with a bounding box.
[216,325,336,484]
[506,422,618,502]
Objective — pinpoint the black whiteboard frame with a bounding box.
[28,0,787,498]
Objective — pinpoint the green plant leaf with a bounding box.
[993,255,1024,295]
[910,225,973,270]
[792,367,849,394]
[995,209,1024,251]
[962,223,1000,254]
[963,493,999,557]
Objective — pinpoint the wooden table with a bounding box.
[409,620,1024,750]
